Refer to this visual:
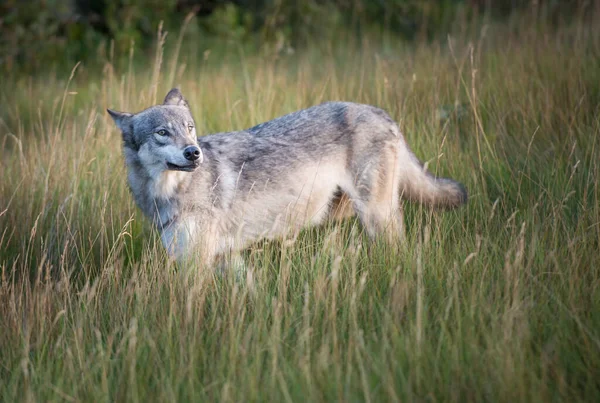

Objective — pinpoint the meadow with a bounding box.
[1,9,600,402]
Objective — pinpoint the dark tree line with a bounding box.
[0,0,589,72]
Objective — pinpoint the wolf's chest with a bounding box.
[160,218,199,258]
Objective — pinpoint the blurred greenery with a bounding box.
[0,0,589,73]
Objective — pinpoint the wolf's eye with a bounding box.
[156,129,167,136]
[188,125,194,131]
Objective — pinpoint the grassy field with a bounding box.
[1,10,600,402]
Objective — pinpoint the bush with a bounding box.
[0,0,591,73]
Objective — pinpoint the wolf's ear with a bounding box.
[107,109,133,133]
[163,88,189,109]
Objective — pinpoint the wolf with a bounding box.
[108,88,467,270]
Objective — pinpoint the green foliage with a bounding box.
[0,0,590,73]
[0,0,71,70]
[200,3,253,41]
[102,0,179,53]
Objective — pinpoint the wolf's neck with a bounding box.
[125,155,191,230]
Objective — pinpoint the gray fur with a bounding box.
[108,88,467,269]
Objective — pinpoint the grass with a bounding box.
[1,9,600,402]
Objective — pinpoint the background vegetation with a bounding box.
[1,1,599,401]
[0,0,590,72]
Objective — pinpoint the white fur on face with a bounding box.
[160,144,192,166]
[138,143,191,171]
[138,143,165,178]
[137,143,189,200]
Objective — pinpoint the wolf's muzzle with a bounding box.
[184,145,201,161]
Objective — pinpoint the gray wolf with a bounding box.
[108,88,467,270]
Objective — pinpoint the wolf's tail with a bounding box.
[397,146,468,209]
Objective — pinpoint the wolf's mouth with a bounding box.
[166,161,199,172]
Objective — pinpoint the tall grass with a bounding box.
[1,9,600,402]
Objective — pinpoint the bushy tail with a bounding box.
[398,147,468,209]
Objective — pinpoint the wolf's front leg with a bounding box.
[172,248,217,281]
[215,252,248,281]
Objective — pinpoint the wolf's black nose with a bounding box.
[184,146,201,161]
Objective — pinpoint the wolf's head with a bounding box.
[108,88,202,174]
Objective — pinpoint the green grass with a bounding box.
[1,11,600,402]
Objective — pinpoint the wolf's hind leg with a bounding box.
[353,194,404,244]
[348,147,404,243]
